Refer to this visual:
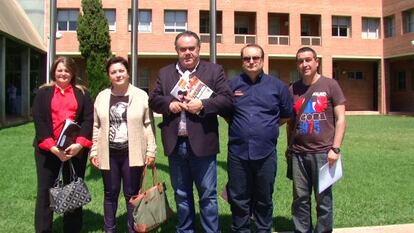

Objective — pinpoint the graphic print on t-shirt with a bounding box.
[109,102,128,150]
[294,92,328,135]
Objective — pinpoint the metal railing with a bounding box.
[200,33,222,43]
[268,35,290,45]
[234,34,256,44]
[301,36,321,46]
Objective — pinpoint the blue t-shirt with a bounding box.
[228,72,293,160]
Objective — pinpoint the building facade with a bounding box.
[1,0,414,127]
[0,0,46,127]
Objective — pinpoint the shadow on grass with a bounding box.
[52,210,292,232]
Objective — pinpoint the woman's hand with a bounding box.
[64,143,83,158]
[89,156,99,169]
[145,156,155,167]
[50,146,69,162]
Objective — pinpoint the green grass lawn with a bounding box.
[0,116,413,232]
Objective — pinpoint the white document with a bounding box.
[318,156,343,193]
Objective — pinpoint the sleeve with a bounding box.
[75,90,93,148]
[89,94,101,158]
[199,64,233,117]
[32,87,55,148]
[330,79,346,106]
[148,71,176,115]
[143,94,157,158]
[278,81,294,119]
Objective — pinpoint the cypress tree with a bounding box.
[77,0,112,99]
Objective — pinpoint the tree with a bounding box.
[77,0,112,99]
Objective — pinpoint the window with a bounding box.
[411,71,414,91]
[199,11,222,34]
[128,10,152,32]
[57,9,79,31]
[384,16,395,38]
[289,70,300,83]
[403,9,414,33]
[332,16,351,37]
[104,9,116,31]
[138,67,150,93]
[164,10,187,32]
[235,14,249,34]
[348,71,364,80]
[362,18,380,39]
[397,71,406,91]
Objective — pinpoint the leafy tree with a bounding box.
[77,0,112,99]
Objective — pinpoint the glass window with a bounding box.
[57,9,79,31]
[105,9,116,31]
[398,71,406,91]
[384,16,395,38]
[332,16,351,37]
[139,10,152,32]
[138,67,150,93]
[235,14,249,34]
[403,9,414,33]
[128,9,152,32]
[347,71,364,80]
[362,17,380,39]
[411,71,414,91]
[199,11,223,34]
[164,10,187,32]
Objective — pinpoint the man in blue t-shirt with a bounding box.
[227,44,293,233]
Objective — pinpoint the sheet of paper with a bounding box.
[318,156,343,193]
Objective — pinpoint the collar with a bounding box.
[176,61,200,76]
[242,71,264,84]
[54,84,73,95]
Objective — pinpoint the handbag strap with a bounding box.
[53,160,78,188]
[138,165,158,193]
[288,83,316,149]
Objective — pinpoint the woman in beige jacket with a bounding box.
[89,56,156,233]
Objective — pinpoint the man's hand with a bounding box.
[185,97,203,114]
[169,101,188,114]
[327,149,340,167]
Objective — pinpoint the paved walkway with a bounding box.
[275,223,414,233]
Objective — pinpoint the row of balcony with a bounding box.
[199,34,321,46]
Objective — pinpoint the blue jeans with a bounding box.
[168,137,220,233]
[291,152,333,233]
[227,152,277,233]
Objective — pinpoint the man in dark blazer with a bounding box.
[149,31,232,233]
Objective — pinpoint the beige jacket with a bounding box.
[89,84,156,170]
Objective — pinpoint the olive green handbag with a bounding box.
[129,165,173,233]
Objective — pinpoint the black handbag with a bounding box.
[49,160,91,214]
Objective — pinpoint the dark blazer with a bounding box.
[149,60,233,157]
[32,85,93,148]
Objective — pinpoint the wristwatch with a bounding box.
[331,147,341,154]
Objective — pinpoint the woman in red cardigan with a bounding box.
[32,57,93,233]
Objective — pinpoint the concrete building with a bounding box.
[0,0,46,127]
[1,0,413,127]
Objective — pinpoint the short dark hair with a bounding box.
[174,31,201,49]
[106,56,129,75]
[51,56,77,85]
[296,47,318,61]
[240,44,265,59]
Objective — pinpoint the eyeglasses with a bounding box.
[242,56,261,62]
[178,46,197,53]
